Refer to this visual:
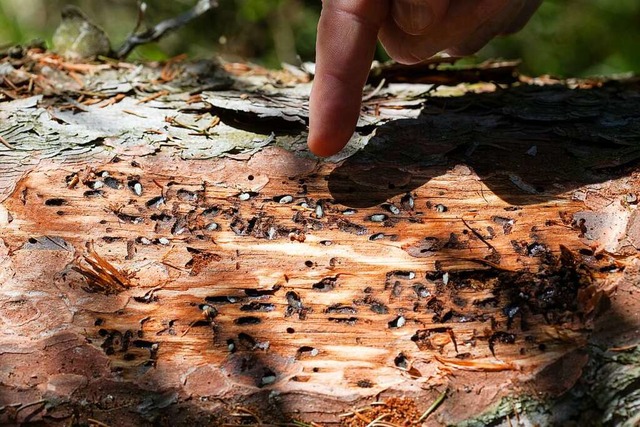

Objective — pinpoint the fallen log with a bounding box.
[1,49,639,426]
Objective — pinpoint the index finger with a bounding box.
[308,0,389,157]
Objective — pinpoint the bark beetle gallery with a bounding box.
[0,48,639,425]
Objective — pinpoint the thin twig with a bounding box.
[116,0,219,59]
[0,134,14,150]
[460,217,496,252]
[417,388,448,422]
[87,418,111,427]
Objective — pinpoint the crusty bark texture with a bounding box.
[1,49,639,426]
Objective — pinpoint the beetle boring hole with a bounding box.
[28,237,37,244]
[94,318,104,326]
[312,277,337,292]
[297,346,318,358]
[234,316,262,325]
[45,198,67,206]
[205,295,240,304]
[247,175,254,181]
[240,302,275,312]
[238,332,256,349]
[388,315,406,328]
[357,379,374,388]
[259,369,277,387]
[286,327,295,334]
[394,353,408,369]
[305,260,313,268]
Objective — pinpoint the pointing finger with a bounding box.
[308,0,389,157]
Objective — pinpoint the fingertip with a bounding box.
[307,120,354,158]
[308,0,388,157]
[307,135,342,158]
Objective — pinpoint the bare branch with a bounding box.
[115,0,218,59]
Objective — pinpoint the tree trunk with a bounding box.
[1,50,639,426]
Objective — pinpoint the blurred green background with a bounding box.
[1,0,638,77]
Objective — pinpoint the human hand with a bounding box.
[307,0,542,157]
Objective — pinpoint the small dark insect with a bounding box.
[146,196,165,208]
[117,212,143,224]
[84,189,105,198]
[286,291,302,309]
[171,217,188,235]
[150,213,172,222]
[394,353,408,369]
[312,276,337,292]
[177,189,198,202]
[326,305,357,315]
[274,195,294,204]
[136,236,152,245]
[205,295,240,304]
[200,304,218,321]
[370,214,388,222]
[356,379,373,388]
[238,191,258,201]
[104,177,123,189]
[132,339,157,349]
[296,346,319,358]
[388,315,406,328]
[128,180,143,196]
[204,222,219,231]
[328,317,358,325]
[240,302,275,312]
[390,270,416,280]
[259,369,277,387]
[369,302,389,315]
[202,206,220,217]
[400,193,415,210]
[86,180,104,190]
[414,284,431,298]
[133,288,158,304]
[383,203,400,215]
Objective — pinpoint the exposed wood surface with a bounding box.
[0,50,639,426]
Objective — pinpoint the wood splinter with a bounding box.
[72,241,133,294]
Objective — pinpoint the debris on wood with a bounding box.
[72,241,133,294]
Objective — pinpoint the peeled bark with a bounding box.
[0,50,639,426]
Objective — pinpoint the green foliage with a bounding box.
[480,0,640,77]
[0,0,637,77]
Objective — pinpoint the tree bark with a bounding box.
[1,50,639,426]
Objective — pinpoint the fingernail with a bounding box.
[392,1,434,35]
